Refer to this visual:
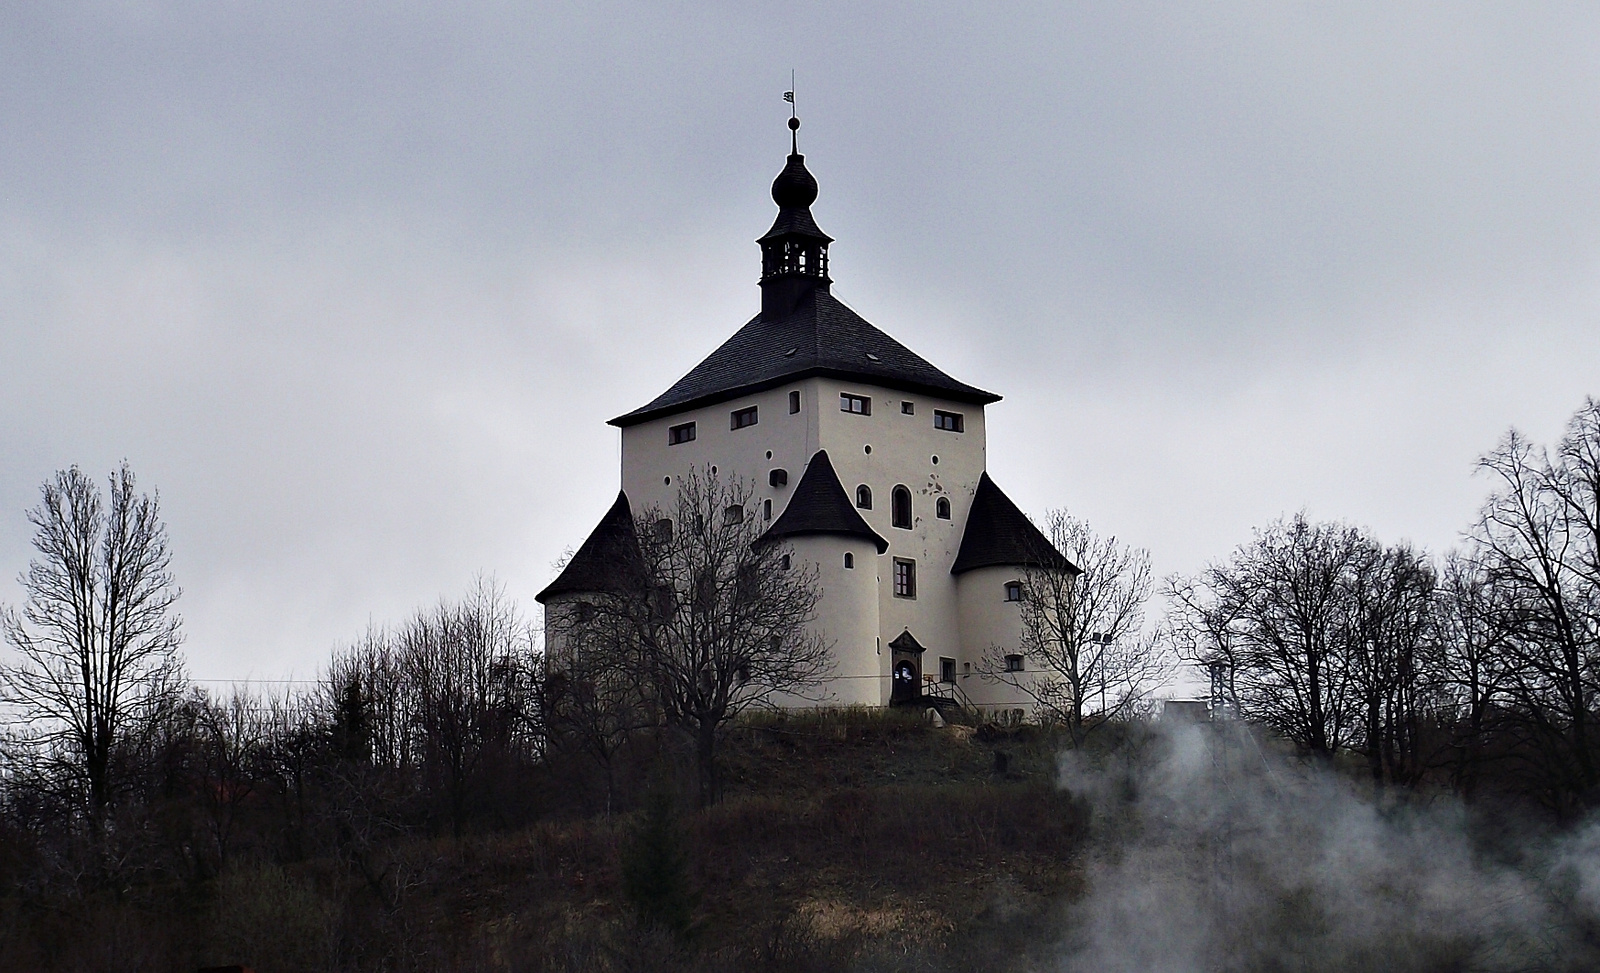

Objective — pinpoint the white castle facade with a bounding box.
[537,119,1077,714]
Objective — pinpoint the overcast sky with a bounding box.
[3,2,1599,684]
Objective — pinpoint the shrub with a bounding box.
[621,792,699,941]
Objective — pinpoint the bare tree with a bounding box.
[563,469,830,805]
[1470,401,1600,812]
[327,626,413,772]
[189,687,266,869]
[259,688,324,861]
[977,510,1168,745]
[542,626,656,815]
[0,464,184,824]
[1169,515,1367,757]
[402,576,536,838]
[1430,552,1513,797]
[1347,541,1437,790]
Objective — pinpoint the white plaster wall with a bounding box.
[612,376,1051,714]
[539,595,582,672]
[620,383,819,528]
[955,565,1040,713]
[769,534,886,708]
[813,381,987,669]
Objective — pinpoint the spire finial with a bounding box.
[783,73,798,153]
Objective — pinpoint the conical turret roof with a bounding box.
[756,449,888,553]
[536,492,647,602]
[951,474,1078,575]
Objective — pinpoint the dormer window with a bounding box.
[933,410,964,433]
[856,485,872,509]
[669,422,696,445]
[841,393,870,415]
[730,406,758,430]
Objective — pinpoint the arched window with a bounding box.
[843,552,855,569]
[936,497,951,520]
[892,486,912,530]
[780,554,791,571]
[856,484,872,509]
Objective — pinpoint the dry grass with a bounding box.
[0,711,1091,973]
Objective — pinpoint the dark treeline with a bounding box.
[1170,398,1600,817]
[0,403,1596,970]
[0,466,841,970]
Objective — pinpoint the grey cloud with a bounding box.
[2,2,1599,677]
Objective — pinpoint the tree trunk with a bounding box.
[695,720,718,807]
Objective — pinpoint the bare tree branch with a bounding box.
[0,464,184,823]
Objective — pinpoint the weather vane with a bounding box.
[784,71,799,151]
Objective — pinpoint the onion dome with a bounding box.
[771,119,820,209]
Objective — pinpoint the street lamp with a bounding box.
[1088,631,1112,715]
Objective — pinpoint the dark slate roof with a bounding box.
[536,492,647,603]
[609,289,1000,427]
[888,630,927,654]
[759,206,831,243]
[756,450,888,553]
[951,473,1079,576]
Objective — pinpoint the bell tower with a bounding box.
[758,116,834,321]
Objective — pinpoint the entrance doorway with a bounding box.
[888,629,928,706]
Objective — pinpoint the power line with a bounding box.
[190,677,321,685]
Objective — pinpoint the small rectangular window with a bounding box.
[901,401,915,415]
[933,410,964,433]
[1005,654,1025,673]
[730,406,758,430]
[893,558,916,599]
[669,421,696,445]
[841,393,871,415]
[1004,581,1023,602]
[940,657,956,684]
[724,505,744,525]
[789,390,801,414]
[763,498,772,521]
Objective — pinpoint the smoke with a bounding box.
[1055,721,1600,972]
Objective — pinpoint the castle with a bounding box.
[537,117,1077,714]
